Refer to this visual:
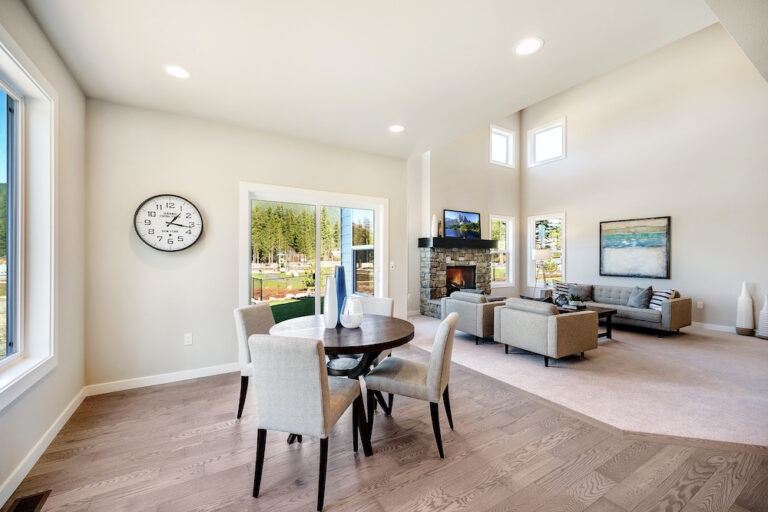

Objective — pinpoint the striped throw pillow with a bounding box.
[649,289,675,311]
[553,281,569,296]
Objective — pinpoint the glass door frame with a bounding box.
[238,182,389,314]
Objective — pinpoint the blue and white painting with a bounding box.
[600,217,670,278]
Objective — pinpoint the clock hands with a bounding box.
[168,222,193,228]
[166,213,182,227]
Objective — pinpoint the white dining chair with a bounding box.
[356,296,397,414]
[248,334,370,511]
[233,304,275,418]
[364,312,458,458]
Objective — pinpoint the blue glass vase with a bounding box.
[334,266,347,326]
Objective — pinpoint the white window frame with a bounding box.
[238,182,389,312]
[0,28,58,412]
[527,212,566,288]
[489,215,514,288]
[527,117,566,168]
[489,124,515,168]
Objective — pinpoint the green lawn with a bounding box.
[269,296,323,323]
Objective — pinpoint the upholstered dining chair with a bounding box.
[248,335,370,511]
[364,312,458,458]
[233,304,275,419]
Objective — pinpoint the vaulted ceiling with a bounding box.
[25,0,717,157]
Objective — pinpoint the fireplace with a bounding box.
[446,265,476,295]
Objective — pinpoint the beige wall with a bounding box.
[0,0,85,496]
[520,24,768,327]
[85,100,407,385]
[426,113,522,298]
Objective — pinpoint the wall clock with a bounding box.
[133,194,203,252]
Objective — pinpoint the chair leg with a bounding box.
[237,376,249,419]
[429,402,444,458]
[253,429,267,497]
[442,386,454,430]
[475,336,479,345]
[388,393,394,414]
[504,344,508,354]
[544,356,549,367]
[317,437,328,511]
[352,398,359,453]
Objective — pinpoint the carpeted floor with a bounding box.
[409,315,768,448]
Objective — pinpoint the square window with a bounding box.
[528,118,566,167]
[490,125,515,167]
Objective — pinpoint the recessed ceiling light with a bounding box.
[388,124,405,133]
[514,37,544,56]
[164,65,191,79]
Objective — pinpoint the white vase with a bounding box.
[340,296,364,328]
[735,281,754,336]
[323,276,338,329]
[430,214,438,237]
[757,294,768,340]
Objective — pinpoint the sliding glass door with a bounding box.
[248,191,382,322]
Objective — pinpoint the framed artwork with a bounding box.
[599,216,670,279]
[443,209,481,239]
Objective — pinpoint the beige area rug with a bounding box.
[407,315,768,447]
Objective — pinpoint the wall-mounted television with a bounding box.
[443,209,481,239]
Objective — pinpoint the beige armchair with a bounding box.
[493,298,598,367]
[441,291,503,343]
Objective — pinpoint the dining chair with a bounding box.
[356,296,397,414]
[233,303,275,419]
[364,312,458,458]
[248,334,371,511]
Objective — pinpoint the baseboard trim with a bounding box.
[0,387,86,506]
[692,321,734,333]
[84,362,241,397]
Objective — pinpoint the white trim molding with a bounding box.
[527,116,566,168]
[489,124,516,168]
[83,362,241,396]
[692,321,735,333]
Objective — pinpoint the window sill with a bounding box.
[491,281,515,289]
[0,353,57,412]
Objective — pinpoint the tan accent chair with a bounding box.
[441,291,503,344]
[364,312,458,458]
[248,335,371,511]
[233,304,275,418]
[493,298,598,367]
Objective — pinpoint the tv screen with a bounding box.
[444,210,481,239]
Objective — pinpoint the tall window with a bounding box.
[243,184,387,322]
[490,125,515,167]
[527,117,566,167]
[0,88,17,363]
[528,214,565,287]
[490,216,514,286]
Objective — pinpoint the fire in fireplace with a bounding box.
[446,265,476,295]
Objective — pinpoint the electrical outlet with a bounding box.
[697,301,704,309]
[184,333,193,346]
[390,262,395,271]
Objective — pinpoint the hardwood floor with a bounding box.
[5,348,767,512]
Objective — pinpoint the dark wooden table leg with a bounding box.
[354,394,373,456]
[373,390,392,416]
[606,314,613,339]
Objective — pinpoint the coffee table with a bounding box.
[557,305,617,339]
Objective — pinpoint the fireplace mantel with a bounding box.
[417,237,498,249]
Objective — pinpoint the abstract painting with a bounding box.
[600,216,670,278]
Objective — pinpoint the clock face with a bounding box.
[134,194,203,252]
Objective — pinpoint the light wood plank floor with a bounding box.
[5,348,768,512]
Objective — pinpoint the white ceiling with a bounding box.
[25,0,716,158]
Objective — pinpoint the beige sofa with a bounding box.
[493,298,598,366]
[441,291,504,343]
[584,285,692,336]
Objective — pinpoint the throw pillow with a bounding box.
[567,283,593,302]
[553,281,569,296]
[627,286,653,308]
[649,289,675,311]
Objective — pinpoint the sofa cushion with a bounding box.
[553,281,569,296]
[649,289,676,311]
[449,291,487,303]
[567,283,593,301]
[505,297,558,316]
[592,285,633,306]
[627,286,653,309]
[588,302,662,323]
[459,288,484,294]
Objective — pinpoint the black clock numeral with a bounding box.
[144,219,151,225]
[148,211,156,217]
[177,236,184,242]
[186,229,192,234]
[189,222,195,227]
[167,239,174,245]
[186,213,192,219]
[157,236,162,241]
[156,204,163,210]
[166,202,175,208]
[148,229,154,234]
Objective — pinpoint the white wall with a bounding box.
[85,100,407,385]
[0,0,85,499]
[426,113,522,297]
[520,24,768,327]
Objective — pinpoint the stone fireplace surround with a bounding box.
[419,246,492,318]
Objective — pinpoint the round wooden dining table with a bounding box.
[269,313,415,453]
